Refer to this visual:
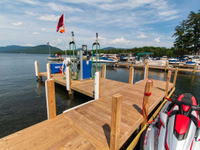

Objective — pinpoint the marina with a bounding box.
[0,2,200,149]
[0,61,175,149]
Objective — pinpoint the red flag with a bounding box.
[57,14,64,32]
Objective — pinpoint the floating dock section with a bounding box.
[0,66,175,149]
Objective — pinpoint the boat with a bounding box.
[46,42,63,61]
[148,59,168,67]
[140,93,200,150]
[47,54,64,61]
[169,58,179,64]
[119,53,135,62]
[92,57,118,66]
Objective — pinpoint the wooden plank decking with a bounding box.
[0,73,173,150]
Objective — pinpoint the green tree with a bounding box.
[173,10,200,56]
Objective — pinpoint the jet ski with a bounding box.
[140,93,200,150]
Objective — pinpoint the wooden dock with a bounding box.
[0,70,174,149]
[116,62,200,75]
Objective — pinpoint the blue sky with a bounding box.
[0,0,199,50]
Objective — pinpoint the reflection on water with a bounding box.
[0,53,200,138]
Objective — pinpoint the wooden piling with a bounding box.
[34,61,40,80]
[98,71,101,98]
[110,93,122,150]
[145,65,149,80]
[175,61,177,68]
[68,66,72,95]
[94,72,100,100]
[45,79,56,119]
[102,64,106,79]
[173,67,178,88]
[126,59,128,68]
[165,70,171,97]
[193,62,197,75]
[143,60,146,69]
[141,80,152,128]
[165,61,168,72]
[129,67,134,84]
[47,63,51,79]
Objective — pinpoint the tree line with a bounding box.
[173,10,200,56]
[54,46,176,57]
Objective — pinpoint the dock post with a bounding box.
[173,67,178,88]
[165,70,171,97]
[94,72,100,100]
[68,66,72,95]
[126,59,128,68]
[129,67,134,84]
[102,64,106,79]
[144,65,149,80]
[141,80,152,128]
[34,61,40,80]
[193,62,197,75]
[143,60,146,70]
[175,60,177,68]
[46,63,51,79]
[144,63,149,80]
[165,61,168,72]
[45,79,56,119]
[110,93,122,150]
[66,67,70,92]
[98,71,101,98]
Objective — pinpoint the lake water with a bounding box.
[0,53,200,138]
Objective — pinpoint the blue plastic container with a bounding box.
[50,63,62,74]
[83,61,92,79]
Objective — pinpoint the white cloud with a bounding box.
[38,14,60,21]
[19,0,40,5]
[137,34,147,38]
[159,10,178,17]
[47,2,83,13]
[26,44,35,46]
[57,0,113,4]
[12,22,23,26]
[24,31,27,33]
[41,28,45,31]
[32,32,40,34]
[92,36,106,40]
[109,37,130,44]
[154,37,160,43]
[25,11,38,16]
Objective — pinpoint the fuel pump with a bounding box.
[69,31,78,80]
[91,33,101,79]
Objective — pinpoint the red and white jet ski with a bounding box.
[140,93,200,150]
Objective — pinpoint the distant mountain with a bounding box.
[0,45,62,54]
[76,48,82,50]
[102,47,116,50]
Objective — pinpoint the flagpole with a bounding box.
[63,11,66,57]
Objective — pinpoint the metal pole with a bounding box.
[63,11,66,56]
[73,43,75,78]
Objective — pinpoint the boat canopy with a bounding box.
[137,52,154,61]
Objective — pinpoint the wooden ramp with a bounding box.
[0,73,173,150]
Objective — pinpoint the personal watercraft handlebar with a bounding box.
[170,97,200,114]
